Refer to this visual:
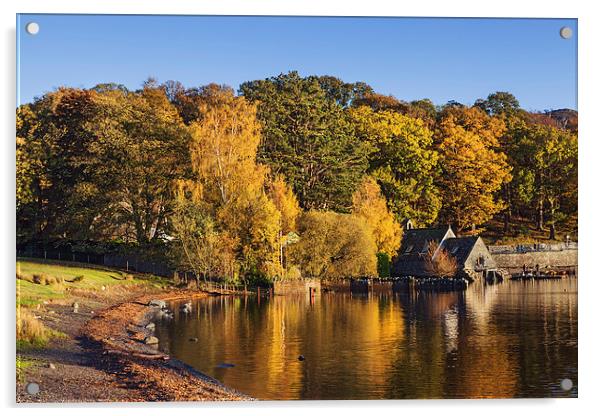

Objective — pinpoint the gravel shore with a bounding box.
[16,286,250,403]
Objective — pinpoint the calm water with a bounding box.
[155,278,577,400]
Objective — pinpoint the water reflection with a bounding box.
[155,278,577,400]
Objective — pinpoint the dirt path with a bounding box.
[16,286,249,403]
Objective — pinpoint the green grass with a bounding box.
[16,329,67,350]
[16,259,170,306]
[17,279,65,307]
[16,356,36,382]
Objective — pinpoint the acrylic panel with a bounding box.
[16,14,578,402]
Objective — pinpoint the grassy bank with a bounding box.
[16,258,169,307]
[16,258,170,350]
[15,260,245,402]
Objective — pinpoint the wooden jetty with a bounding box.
[392,276,470,292]
[510,270,572,281]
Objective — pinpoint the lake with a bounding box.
[154,278,577,400]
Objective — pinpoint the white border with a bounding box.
[2,1,601,415]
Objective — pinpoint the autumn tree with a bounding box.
[352,93,437,128]
[15,88,110,241]
[16,105,38,210]
[240,71,370,211]
[164,81,236,125]
[181,88,282,281]
[171,182,237,286]
[435,106,512,231]
[352,92,408,113]
[290,211,377,279]
[349,106,441,225]
[16,83,192,244]
[505,121,577,239]
[351,176,402,257]
[268,175,301,279]
[424,241,458,277]
[87,82,191,243]
[539,127,577,239]
[407,99,438,129]
[16,102,50,241]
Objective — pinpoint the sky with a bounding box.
[16,15,577,111]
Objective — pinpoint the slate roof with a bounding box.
[400,227,454,255]
[439,236,480,266]
[393,227,455,277]
[392,254,430,277]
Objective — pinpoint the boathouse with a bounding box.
[391,223,497,279]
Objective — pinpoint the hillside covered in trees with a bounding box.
[16,72,578,284]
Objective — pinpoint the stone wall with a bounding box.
[273,278,321,295]
[464,237,497,271]
[491,249,578,272]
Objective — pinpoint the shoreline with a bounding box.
[82,289,252,401]
[17,287,251,402]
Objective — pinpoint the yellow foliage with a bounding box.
[233,192,282,278]
[189,92,267,209]
[352,176,402,257]
[176,90,282,280]
[291,211,377,279]
[349,106,441,225]
[268,175,300,234]
[436,107,512,230]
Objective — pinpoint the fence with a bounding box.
[488,242,577,255]
[16,245,174,277]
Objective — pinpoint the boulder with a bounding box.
[180,302,192,314]
[148,300,167,309]
[144,336,159,345]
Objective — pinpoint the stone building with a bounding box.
[391,223,497,279]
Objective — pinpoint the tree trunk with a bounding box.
[503,184,512,234]
[537,198,544,231]
[279,229,284,279]
[548,199,557,240]
[549,221,556,240]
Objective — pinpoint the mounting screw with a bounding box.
[559,27,572,40]
[26,382,40,395]
[560,378,573,391]
[25,22,40,35]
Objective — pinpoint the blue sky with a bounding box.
[17,15,577,111]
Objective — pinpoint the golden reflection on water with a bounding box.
[155,278,577,400]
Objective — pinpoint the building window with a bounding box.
[477,256,485,267]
